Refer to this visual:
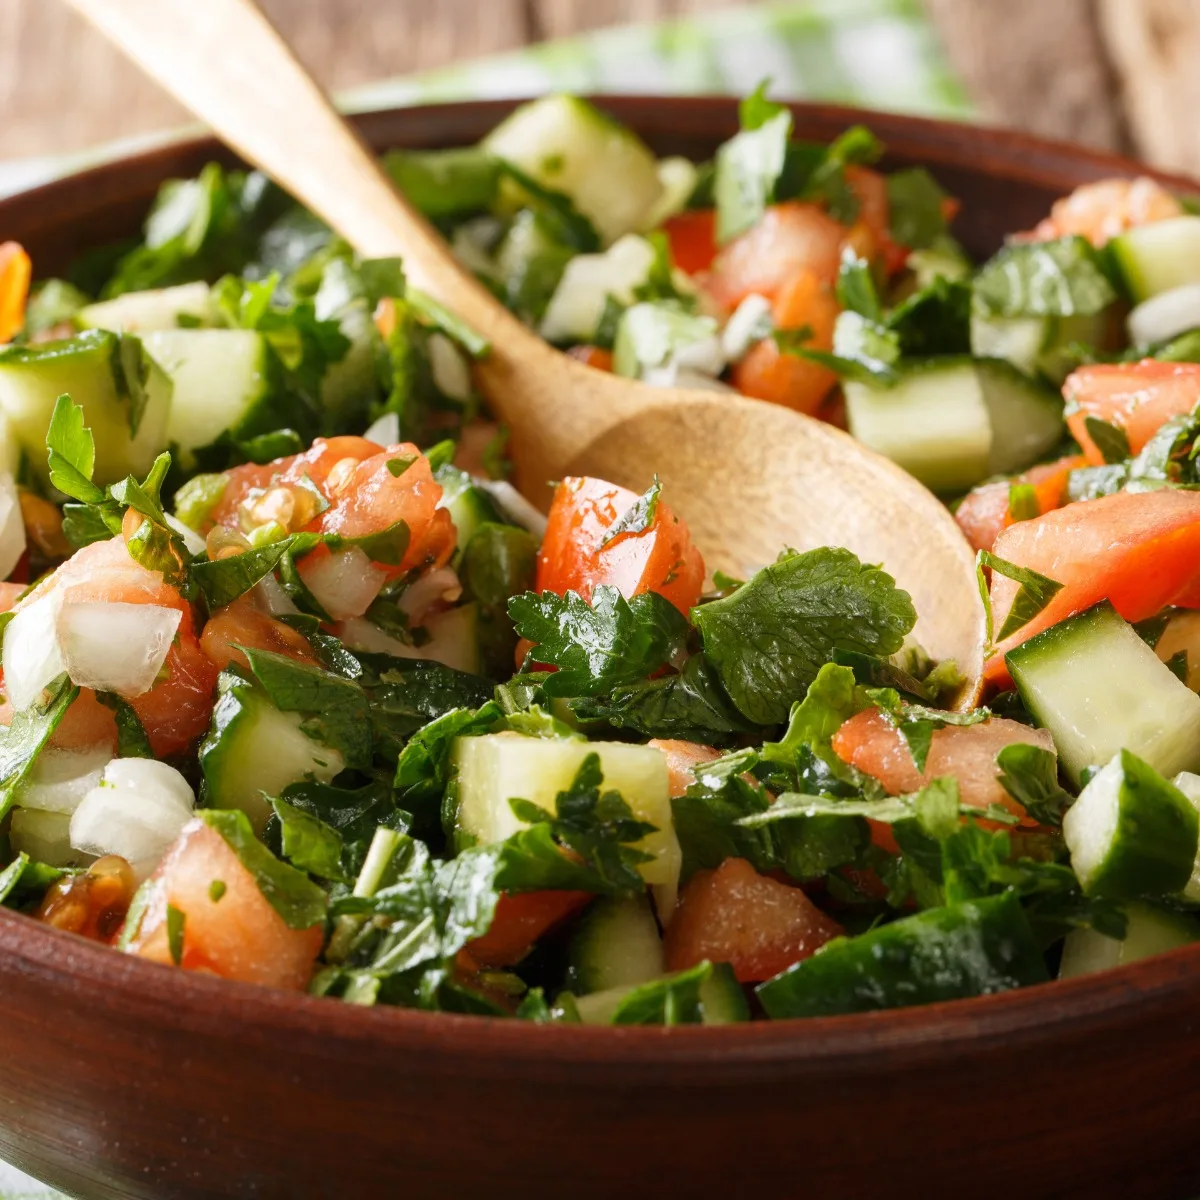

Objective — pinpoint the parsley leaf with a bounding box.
[271,796,348,882]
[692,548,917,725]
[46,393,103,503]
[610,962,714,1025]
[509,586,690,697]
[1083,415,1132,464]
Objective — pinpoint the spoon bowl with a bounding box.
[67,0,987,700]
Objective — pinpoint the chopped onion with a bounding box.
[643,363,736,393]
[0,472,26,580]
[672,333,727,377]
[57,601,181,697]
[721,293,774,360]
[11,809,81,868]
[254,571,300,616]
[18,745,113,814]
[477,481,548,538]
[164,512,206,557]
[3,592,67,711]
[298,545,389,621]
[336,617,411,657]
[362,411,400,447]
[428,332,473,404]
[70,758,196,881]
[396,565,461,622]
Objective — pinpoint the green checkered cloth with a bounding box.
[0,1,967,1196]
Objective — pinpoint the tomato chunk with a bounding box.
[832,709,1056,821]
[984,488,1200,683]
[662,208,718,276]
[706,202,846,310]
[664,857,842,983]
[729,268,840,415]
[566,345,615,372]
[843,165,908,276]
[0,242,31,343]
[955,454,1087,553]
[462,890,592,969]
[124,820,323,990]
[1026,177,1182,246]
[1064,361,1200,466]
[536,476,705,615]
[649,738,721,797]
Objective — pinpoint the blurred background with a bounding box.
[2,0,1199,191]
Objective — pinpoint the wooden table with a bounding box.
[4,0,1200,175]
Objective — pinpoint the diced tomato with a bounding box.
[200,592,320,673]
[649,738,721,797]
[0,582,24,613]
[1064,361,1200,466]
[566,345,615,372]
[955,454,1088,553]
[832,709,1056,823]
[1026,177,1182,247]
[662,208,719,276]
[664,857,842,983]
[462,890,592,969]
[843,165,909,276]
[706,202,846,310]
[729,268,840,415]
[984,488,1200,684]
[536,476,705,616]
[124,819,322,990]
[0,242,31,343]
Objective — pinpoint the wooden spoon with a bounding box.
[66,0,985,701]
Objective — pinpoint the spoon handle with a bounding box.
[65,0,509,326]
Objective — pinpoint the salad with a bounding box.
[0,90,1199,1027]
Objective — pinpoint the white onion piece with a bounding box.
[3,592,67,710]
[721,293,774,360]
[298,545,389,621]
[18,745,113,815]
[642,364,736,393]
[362,411,400,447]
[336,617,411,657]
[0,472,26,581]
[254,572,300,616]
[478,481,548,538]
[396,565,461,622]
[164,512,206,557]
[428,332,473,403]
[671,333,726,377]
[70,758,196,881]
[1127,283,1200,348]
[11,809,81,868]
[57,601,181,697]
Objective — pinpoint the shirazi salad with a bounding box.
[1,92,1200,1028]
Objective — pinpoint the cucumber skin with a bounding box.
[1073,750,1199,900]
[755,892,1048,1019]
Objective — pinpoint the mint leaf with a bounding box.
[995,743,1074,826]
[509,585,690,697]
[978,550,1064,642]
[46,394,103,503]
[887,168,950,250]
[692,548,917,725]
[190,539,294,608]
[271,796,348,882]
[973,235,1116,318]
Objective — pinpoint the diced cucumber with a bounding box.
[844,359,992,493]
[571,962,748,1025]
[484,95,664,244]
[76,281,212,333]
[756,892,1048,1018]
[970,313,1109,383]
[435,464,504,554]
[1063,750,1198,899]
[613,303,723,380]
[318,302,379,425]
[199,672,346,832]
[1059,900,1200,978]
[0,330,172,486]
[1170,771,1200,900]
[1006,602,1200,784]
[143,329,278,469]
[0,409,18,480]
[1111,216,1200,301]
[641,156,699,231]
[1127,283,1200,348]
[539,234,657,344]
[976,357,1065,472]
[493,210,575,324]
[452,732,681,890]
[338,604,483,676]
[9,808,84,868]
[906,236,972,287]
[1154,610,1200,691]
[567,893,663,994]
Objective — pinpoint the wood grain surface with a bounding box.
[5,0,1200,174]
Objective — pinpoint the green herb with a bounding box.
[393,702,504,821]
[407,288,490,359]
[382,146,500,219]
[95,693,154,758]
[199,808,328,929]
[692,547,916,725]
[1007,483,1040,522]
[271,796,348,882]
[208,880,227,903]
[497,162,600,252]
[714,107,793,243]
[835,254,883,321]
[509,585,690,697]
[166,903,186,966]
[23,279,90,336]
[173,473,228,530]
[887,168,950,250]
[870,693,990,773]
[1083,416,1132,464]
[190,539,293,608]
[0,854,67,908]
[973,235,1117,318]
[0,677,79,821]
[600,477,661,547]
[611,961,712,1025]
[46,393,103,502]
[387,455,417,478]
[978,550,1064,643]
[800,125,883,223]
[995,743,1074,826]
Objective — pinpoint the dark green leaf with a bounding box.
[978,550,1064,643]
[382,146,500,219]
[1083,415,1132,464]
[611,962,712,1025]
[96,693,154,758]
[166,904,186,965]
[887,168,950,250]
[1007,483,1040,522]
[995,743,1074,826]
[407,288,490,359]
[190,539,293,608]
[497,162,600,253]
[271,796,348,882]
[45,394,102,503]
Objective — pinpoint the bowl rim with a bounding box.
[3,93,1199,1067]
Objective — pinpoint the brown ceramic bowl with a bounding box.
[2,99,1199,1200]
